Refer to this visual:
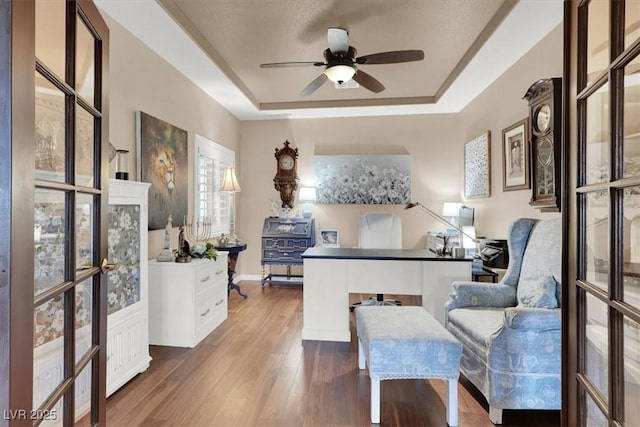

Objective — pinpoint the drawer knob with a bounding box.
[200,275,210,283]
[200,308,211,317]
[215,270,224,275]
[215,299,224,306]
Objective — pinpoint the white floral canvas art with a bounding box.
[314,154,411,204]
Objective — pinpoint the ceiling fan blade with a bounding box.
[300,73,328,96]
[356,50,425,65]
[353,70,385,93]
[260,61,324,68]
[327,27,349,53]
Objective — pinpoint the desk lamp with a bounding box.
[405,202,479,255]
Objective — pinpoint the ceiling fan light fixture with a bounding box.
[323,64,356,83]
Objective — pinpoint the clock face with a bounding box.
[279,155,295,170]
[536,104,551,132]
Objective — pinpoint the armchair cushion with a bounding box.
[517,276,559,309]
[504,307,561,330]
[446,281,517,311]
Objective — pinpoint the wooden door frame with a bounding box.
[0,1,109,425]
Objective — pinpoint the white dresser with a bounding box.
[148,256,228,348]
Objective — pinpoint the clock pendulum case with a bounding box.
[523,77,562,212]
[273,140,299,209]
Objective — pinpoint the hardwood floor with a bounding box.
[103,282,560,426]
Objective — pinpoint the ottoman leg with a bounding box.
[358,339,365,370]
[371,375,380,423]
[446,378,458,426]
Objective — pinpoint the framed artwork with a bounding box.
[464,131,491,199]
[320,230,340,247]
[136,111,188,230]
[313,154,411,204]
[502,118,530,191]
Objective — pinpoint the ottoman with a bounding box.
[356,306,462,425]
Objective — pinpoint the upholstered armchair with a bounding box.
[445,218,561,424]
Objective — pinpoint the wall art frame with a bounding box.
[320,230,340,247]
[464,131,491,199]
[313,154,411,204]
[136,111,189,230]
[502,118,530,191]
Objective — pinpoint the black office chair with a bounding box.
[349,213,403,311]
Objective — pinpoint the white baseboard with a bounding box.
[235,274,261,282]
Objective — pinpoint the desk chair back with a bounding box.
[359,213,402,249]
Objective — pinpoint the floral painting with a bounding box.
[313,154,411,204]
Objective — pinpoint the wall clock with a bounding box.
[273,140,299,209]
[523,77,562,212]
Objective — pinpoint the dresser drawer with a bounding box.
[194,285,227,342]
[194,260,227,294]
[262,249,304,263]
[263,238,310,250]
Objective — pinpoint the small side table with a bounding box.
[472,266,499,283]
[215,242,248,298]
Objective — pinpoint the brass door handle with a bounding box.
[100,258,118,274]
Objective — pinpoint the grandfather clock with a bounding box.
[523,78,562,212]
[273,141,299,209]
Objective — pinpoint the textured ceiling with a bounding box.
[96,0,563,119]
[159,0,510,107]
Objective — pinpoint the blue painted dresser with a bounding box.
[261,217,316,286]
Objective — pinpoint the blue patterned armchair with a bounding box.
[445,218,561,424]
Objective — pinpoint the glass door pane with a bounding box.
[76,15,95,106]
[587,0,609,86]
[625,1,640,50]
[623,55,640,178]
[584,293,609,400]
[586,82,610,184]
[35,72,66,183]
[35,0,65,79]
[624,316,640,425]
[34,189,66,295]
[623,187,640,309]
[76,106,95,187]
[586,191,609,291]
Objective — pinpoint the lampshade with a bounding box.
[220,167,241,192]
[299,186,317,202]
[462,226,477,249]
[323,65,356,83]
[442,202,462,218]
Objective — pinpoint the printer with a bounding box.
[479,239,509,269]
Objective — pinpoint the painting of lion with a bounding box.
[137,112,188,230]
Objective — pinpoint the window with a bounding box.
[194,134,235,235]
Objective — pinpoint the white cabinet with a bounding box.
[105,180,152,396]
[148,256,228,348]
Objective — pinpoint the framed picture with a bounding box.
[464,131,491,199]
[136,111,189,230]
[320,230,340,247]
[502,118,530,191]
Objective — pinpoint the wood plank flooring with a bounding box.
[102,282,560,426]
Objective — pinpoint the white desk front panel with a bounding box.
[301,248,472,342]
[347,260,422,295]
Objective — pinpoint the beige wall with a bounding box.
[235,24,564,277]
[457,23,564,238]
[237,115,462,276]
[104,14,241,257]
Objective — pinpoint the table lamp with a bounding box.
[220,167,241,241]
[298,186,317,218]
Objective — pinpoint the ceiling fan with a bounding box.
[260,28,424,96]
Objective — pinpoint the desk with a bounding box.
[472,266,499,283]
[301,247,472,342]
[215,242,248,298]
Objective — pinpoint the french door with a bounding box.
[569,0,640,425]
[1,0,109,425]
